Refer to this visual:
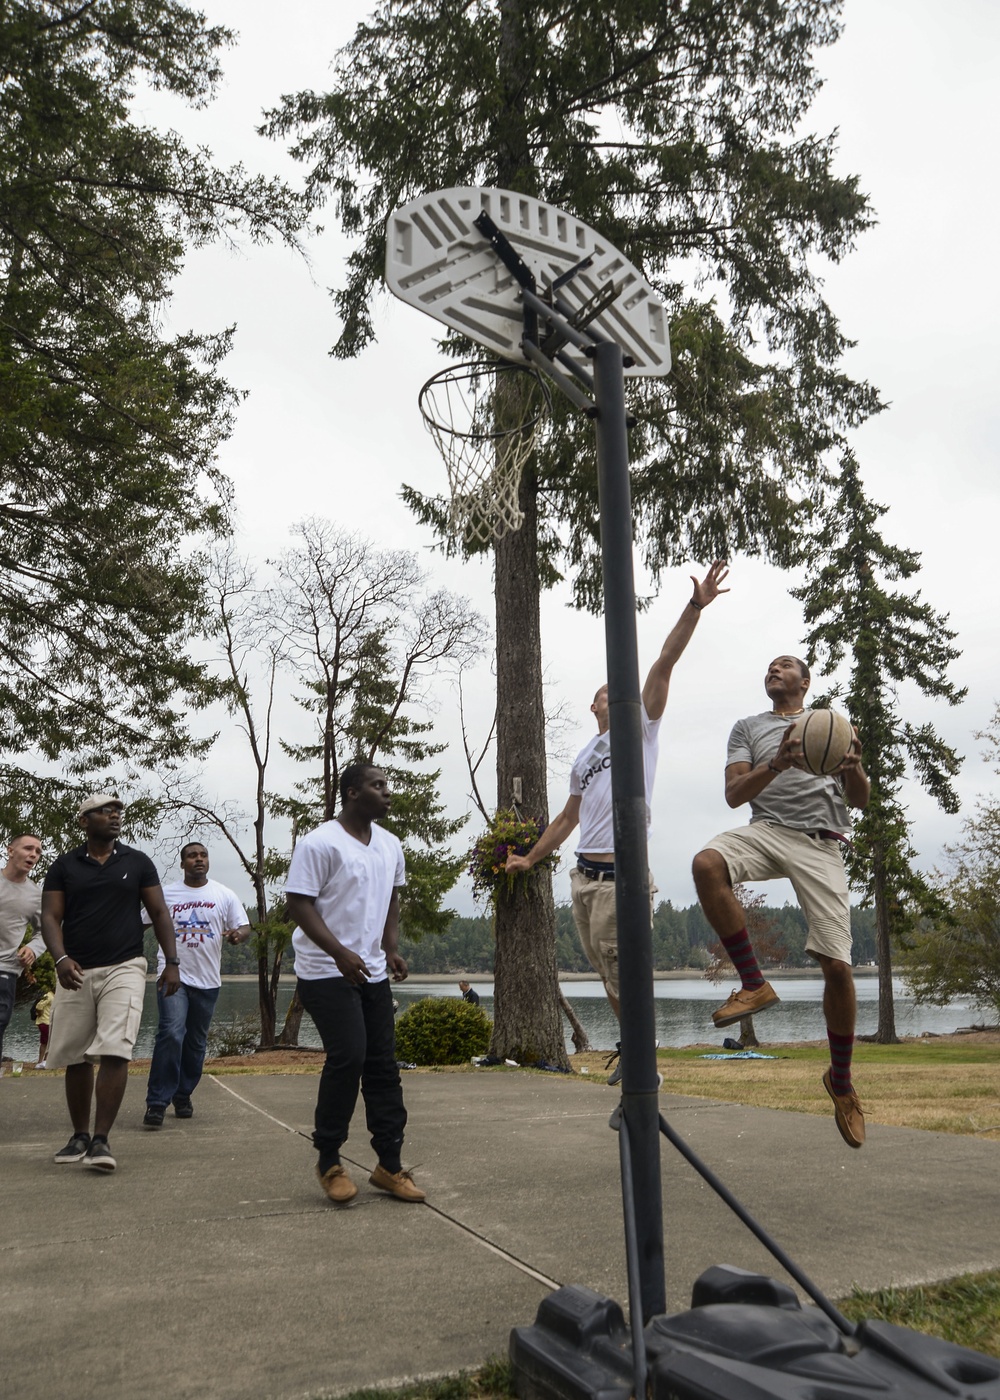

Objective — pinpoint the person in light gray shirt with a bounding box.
[692,655,870,1150]
[0,835,46,1069]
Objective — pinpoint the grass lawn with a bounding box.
[652,1038,1000,1139]
[108,1030,999,1140]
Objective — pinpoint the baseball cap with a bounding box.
[77,792,124,818]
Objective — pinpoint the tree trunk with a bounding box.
[279,986,305,1046]
[872,842,899,1043]
[738,1014,759,1047]
[257,950,276,1048]
[560,991,592,1053]
[483,0,566,1068]
[490,470,569,1068]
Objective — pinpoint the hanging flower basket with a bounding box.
[468,809,558,904]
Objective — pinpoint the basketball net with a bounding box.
[418,360,550,547]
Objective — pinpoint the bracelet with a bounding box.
[54,954,68,966]
[689,598,704,611]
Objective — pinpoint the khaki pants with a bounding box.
[47,957,147,1067]
[569,869,658,1000]
[700,822,852,963]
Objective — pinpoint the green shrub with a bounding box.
[395,997,491,1066]
[207,1012,259,1058]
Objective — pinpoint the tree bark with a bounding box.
[279,986,305,1046]
[490,472,569,1068]
[257,951,276,1048]
[872,843,899,1043]
[560,991,592,1053]
[738,1014,759,1047]
[481,0,566,1068]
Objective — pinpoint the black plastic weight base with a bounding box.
[510,1266,1000,1400]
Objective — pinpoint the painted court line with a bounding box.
[207,1074,302,1134]
[208,1073,561,1290]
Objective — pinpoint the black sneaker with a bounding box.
[143,1105,165,1128]
[172,1096,193,1119]
[54,1132,91,1164]
[83,1137,117,1172]
[605,1042,622,1087]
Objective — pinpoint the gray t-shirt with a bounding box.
[727,710,852,833]
[0,874,44,976]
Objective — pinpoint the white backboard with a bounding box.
[386,187,671,377]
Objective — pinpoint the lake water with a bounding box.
[2,975,985,1062]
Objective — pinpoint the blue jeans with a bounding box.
[146,983,220,1108]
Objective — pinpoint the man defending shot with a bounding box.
[692,655,870,1147]
[506,563,729,1080]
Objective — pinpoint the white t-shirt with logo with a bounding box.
[286,819,406,983]
[571,704,662,857]
[151,879,250,990]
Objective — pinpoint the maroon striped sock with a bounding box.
[718,928,764,990]
[827,1030,854,1096]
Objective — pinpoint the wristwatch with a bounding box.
[164,957,181,966]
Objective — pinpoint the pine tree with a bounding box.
[0,1,304,838]
[901,705,1000,1025]
[795,454,964,1042]
[263,0,881,1063]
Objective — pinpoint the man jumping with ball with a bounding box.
[506,562,730,1081]
[692,655,870,1147]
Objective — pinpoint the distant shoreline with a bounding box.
[216,966,879,985]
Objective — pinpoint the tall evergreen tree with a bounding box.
[0,0,304,839]
[901,705,1000,1024]
[795,453,964,1041]
[263,0,881,1063]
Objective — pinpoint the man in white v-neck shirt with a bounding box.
[506,563,730,1048]
[285,764,425,1206]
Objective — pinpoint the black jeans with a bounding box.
[296,976,406,1173]
[0,970,16,1061]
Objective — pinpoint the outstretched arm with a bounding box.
[505,795,582,874]
[642,561,730,721]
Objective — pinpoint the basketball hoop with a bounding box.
[418,359,551,547]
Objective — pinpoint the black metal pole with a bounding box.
[591,339,665,1323]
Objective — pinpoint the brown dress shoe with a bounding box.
[822,1068,865,1148]
[316,1163,358,1203]
[369,1164,426,1202]
[711,981,780,1028]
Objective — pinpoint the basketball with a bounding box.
[791,708,854,775]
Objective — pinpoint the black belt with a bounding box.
[807,829,854,851]
[577,860,615,882]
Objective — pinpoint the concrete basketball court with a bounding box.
[2,1068,999,1400]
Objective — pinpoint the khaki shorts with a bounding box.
[47,957,147,1067]
[699,822,852,964]
[570,868,658,1000]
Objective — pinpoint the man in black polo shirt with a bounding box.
[41,793,179,1173]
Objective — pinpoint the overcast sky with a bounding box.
[136,1,999,916]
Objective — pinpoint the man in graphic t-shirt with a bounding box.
[143,842,251,1128]
[285,764,424,1206]
[506,563,730,1073]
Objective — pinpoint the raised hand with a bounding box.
[690,560,731,609]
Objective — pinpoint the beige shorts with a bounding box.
[570,868,658,1000]
[700,822,852,963]
[47,957,147,1067]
